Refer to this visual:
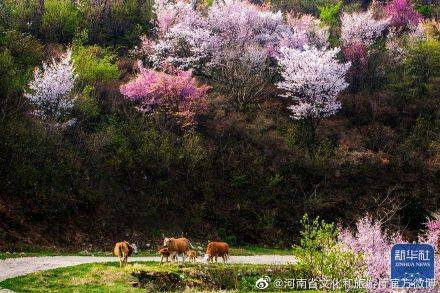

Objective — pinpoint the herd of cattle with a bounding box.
[113,237,229,267]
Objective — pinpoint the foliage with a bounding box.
[120,64,209,127]
[42,0,81,43]
[318,1,342,28]
[24,50,77,124]
[0,30,43,122]
[79,0,154,47]
[72,45,120,84]
[0,0,42,35]
[293,214,363,281]
[404,38,440,97]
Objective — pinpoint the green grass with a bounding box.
[0,262,319,292]
[0,245,290,259]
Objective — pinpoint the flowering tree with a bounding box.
[276,45,349,155]
[385,0,422,30]
[341,10,389,47]
[135,0,329,110]
[120,62,209,127]
[24,50,76,124]
[340,9,389,93]
[277,45,350,120]
[338,215,403,293]
[285,13,330,49]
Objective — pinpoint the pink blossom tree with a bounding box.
[120,62,209,127]
[24,50,77,125]
[385,0,422,31]
[338,215,404,292]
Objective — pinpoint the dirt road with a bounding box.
[0,255,297,281]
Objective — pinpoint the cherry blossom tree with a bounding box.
[120,62,209,127]
[276,45,350,155]
[286,13,330,49]
[338,215,404,293]
[24,50,76,125]
[340,9,389,47]
[276,45,350,120]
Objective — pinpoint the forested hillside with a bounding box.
[0,0,439,249]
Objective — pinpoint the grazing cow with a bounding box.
[113,241,138,267]
[163,237,190,263]
[186,249,198,262]
[205,242,229,263]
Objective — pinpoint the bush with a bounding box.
[405,38,440,97]
[42,0,81,43]
[80,0,153,47]
[0,0,42,36]
[0,30,43,121]
[293,214,363,280]
[72,45,120,84]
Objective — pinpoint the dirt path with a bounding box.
[0,255,296,282]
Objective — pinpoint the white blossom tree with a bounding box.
[341,10,389,47]
[276,45,350,154]
[25,50,76,125]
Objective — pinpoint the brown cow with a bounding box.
[205,241,229,263]
[113,241,138,267]
[163,237,190,263]
[157,247,177,263]
[186,249,198,262]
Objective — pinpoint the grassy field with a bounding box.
[0,262,317,292]
[0,246,291,259]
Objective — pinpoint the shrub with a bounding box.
[0,0,42,35]
[72,45,119,84]
[293,214,363,281]
[79,0,153,47]
[42,0,81,43]
[0,30,43,122]
[405,38,440,97]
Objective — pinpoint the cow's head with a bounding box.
[163,237,172,247]
[204,253,212,262]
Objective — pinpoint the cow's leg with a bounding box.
[118,255,123,267]
[123,252,127,266]
[181,252,186,263]
[171,251,177,262]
